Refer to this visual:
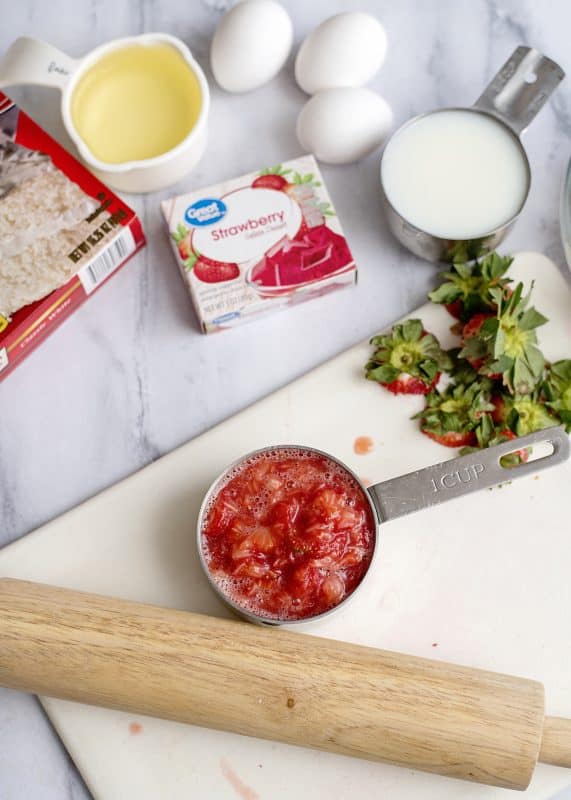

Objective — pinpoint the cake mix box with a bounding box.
[161,155,357,332]
[0,92,145,382]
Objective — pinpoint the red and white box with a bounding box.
[161,155,357,332]
[0,92,145,382]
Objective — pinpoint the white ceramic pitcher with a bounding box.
[0,34,210,193]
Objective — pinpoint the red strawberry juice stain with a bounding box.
[201,448,375,621]
[354,436,374,455]
[220,760,259,800]
[129,722,143,735]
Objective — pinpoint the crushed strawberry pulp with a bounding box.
[201,448,376,621]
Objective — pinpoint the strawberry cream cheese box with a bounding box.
[161,155,357,332]
[0,92,145,382]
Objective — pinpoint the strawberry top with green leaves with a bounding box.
[447,348,481,385]
[459,313,495,372]
[459,282,548,395]
[460,413,530,466]
[492,391,557,436]
[288,170,322,190]
[414,378,495,447]
[171,223,194,262]
[428,253,513,321]
[362,250,569,458]
[366,320,452,395]
[171,223,188,244]
[251,166,323,193]
[544,359,571,432]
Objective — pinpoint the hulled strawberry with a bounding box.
[459,282,548,394]
[414,378,495,448]
[252,164,292,191]
[491,391,557,436]
[185,251,240,284]
[543,359,571,432]
[428,252,513,322]
[366,319,452,395]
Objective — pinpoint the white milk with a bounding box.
[381,110,529,239]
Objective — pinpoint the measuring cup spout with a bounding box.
[367,426,570,523]
[0,37,77,91]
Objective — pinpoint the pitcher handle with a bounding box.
[0,37,77,91]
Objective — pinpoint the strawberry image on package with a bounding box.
[161,155,357,332]
[0,93,145,381]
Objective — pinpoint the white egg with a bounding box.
[211,0,293,93]
[295,12,387,95]
[296,87,393,165]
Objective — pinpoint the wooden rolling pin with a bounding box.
[0,579,569,790]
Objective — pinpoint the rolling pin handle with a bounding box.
[539,716,571,768]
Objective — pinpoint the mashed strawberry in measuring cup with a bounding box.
[200,448,376,621]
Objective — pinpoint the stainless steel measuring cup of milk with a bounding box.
[380,47,565,263]
[197,427,569,626]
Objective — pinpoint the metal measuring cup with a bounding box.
[380,47,565,263]
[197,427,569,626]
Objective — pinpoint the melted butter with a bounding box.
[71,43,202,164]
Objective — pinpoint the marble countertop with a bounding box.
[1,1,570,797]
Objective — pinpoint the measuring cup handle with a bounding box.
[0,37,77,91]
[368,426,570,523]
[473,46,565,136]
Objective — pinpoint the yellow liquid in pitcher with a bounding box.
[71,43,202,164]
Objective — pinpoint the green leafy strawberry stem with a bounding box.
[183,250,199,272]
[428,252,513,320]
[318,201,335,217]
[364,249,571,454]
[291,171,322,188]
[366,319,452,386]
[258,164,292,177]
[544,360,571,431]
[172,223,188,244]
[413,379,494,438]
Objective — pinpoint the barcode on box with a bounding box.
[78,227,136,295]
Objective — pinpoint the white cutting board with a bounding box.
[1,253,571,800]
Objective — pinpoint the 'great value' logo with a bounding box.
[185,198,227,227]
